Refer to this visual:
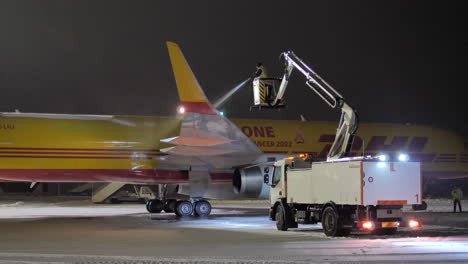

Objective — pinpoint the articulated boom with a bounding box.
[273,51,359,161]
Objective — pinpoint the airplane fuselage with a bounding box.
[1,113,466,183]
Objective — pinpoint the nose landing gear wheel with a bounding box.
[194,200,212,217]
[175,200,193,217]
[146,199,163,213]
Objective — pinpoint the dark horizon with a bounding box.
[0,1,466,139]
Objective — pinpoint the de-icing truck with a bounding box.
[254,51,423,236]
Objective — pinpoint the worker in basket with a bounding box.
[254,62,268,78]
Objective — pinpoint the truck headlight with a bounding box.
[398,153,409,162]
[378,154,388,162]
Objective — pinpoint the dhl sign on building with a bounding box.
[232,119,468,180]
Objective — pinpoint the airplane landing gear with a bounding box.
[146,199,163,213]
[144,184,213,217]
[175,200,194,217]
[145,197,212,217]
[194,200,212,217]
[163,199,177,213]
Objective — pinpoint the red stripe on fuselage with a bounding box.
[0,151,164,156]
[0,169,234,184]
[0,155,164,159]
[0,147,159,152]
[181,101,216,115]
[209,172,233,184]
[0,169,188,184]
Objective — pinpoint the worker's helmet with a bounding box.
[257,62,263,67]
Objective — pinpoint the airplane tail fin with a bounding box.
[163,42,262,167]
[167,41,216,115]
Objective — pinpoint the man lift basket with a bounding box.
[252,77,286,109]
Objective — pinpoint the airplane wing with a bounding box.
[158,42,263,170]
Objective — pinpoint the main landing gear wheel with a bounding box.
[175,200,193,217]
[146,199,163,213]
[163,199,177,213]
[194,200,212,217]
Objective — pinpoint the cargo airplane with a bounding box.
[1,42,467,216]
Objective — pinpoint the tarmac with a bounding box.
[0,197,468,263]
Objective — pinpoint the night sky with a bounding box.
[0,1,466,140]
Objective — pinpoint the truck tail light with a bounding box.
[408,219,421,229]
[361,221,375,231]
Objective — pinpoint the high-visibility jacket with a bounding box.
[255,65,268,78]
[452,188,463,200]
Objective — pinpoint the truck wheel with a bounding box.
[275,204,288,231]
[322,206,345,237]
[288,218,298,229]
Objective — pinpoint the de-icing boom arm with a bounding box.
[274,51,358,161]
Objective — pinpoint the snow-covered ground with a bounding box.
[1,197,468,263]
[0,197,146,218]
[1,197,467,218]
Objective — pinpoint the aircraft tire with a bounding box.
[163,199,177,213]
[193,200,212,217]
[147,199,163,213]
[175,200,193,217]
[145,200,150,212]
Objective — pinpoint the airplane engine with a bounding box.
[233,167,270,199]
